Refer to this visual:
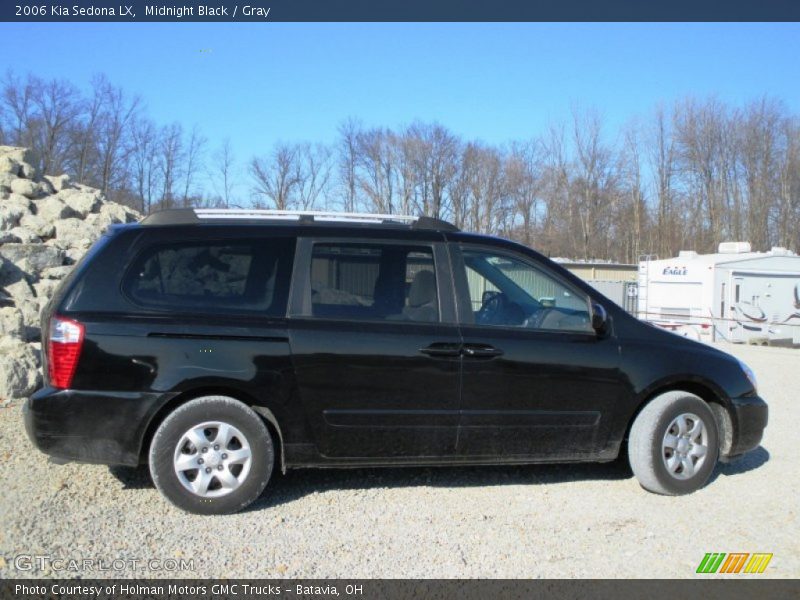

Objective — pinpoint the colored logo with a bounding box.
[696,553,773,574]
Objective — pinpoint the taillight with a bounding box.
[47,316,85,389]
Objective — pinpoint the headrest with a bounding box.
[408,270,436,307]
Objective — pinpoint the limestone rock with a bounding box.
[35,195,77,221]
[0,243,64,277]
[18,162,37,180]
[0,168,19,188]
[9,178,41,199]
[34,278,61,311]
[0,146,144,401]
[0,231,21,244]
[0,194,32,231]
[20,213,55,239]
[65,247,87,264]
[54,218,98,249]
[44,173,71,192]
[0,306,24,339]
[0,156,19,176]
[4,193,33,213]
[93,202,139,226]
[57,188,102,218]
[0,146,34,165]
[7,227,40,244]
[40,265,74,280]
[0,339,42,404]
[1,277,40,341]
[38,178,55,195]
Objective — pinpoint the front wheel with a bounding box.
[149,396,274,514]
[628,391,719,495]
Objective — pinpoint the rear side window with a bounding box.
[310,243,438,322]
[125,238,295,315]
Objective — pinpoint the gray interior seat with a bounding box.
[402,270,438,322]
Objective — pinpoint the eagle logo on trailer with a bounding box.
[662,266,688,276]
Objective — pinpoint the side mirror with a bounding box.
[591,303,608,334]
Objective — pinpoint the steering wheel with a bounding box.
[476,291,507,325]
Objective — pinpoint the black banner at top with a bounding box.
[3,0,800,22]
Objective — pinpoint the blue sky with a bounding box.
[2,23,799,161]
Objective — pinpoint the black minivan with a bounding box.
[24,209,768,514]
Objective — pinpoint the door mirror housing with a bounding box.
[591,303,608,334]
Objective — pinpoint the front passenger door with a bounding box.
[452,244,624,460]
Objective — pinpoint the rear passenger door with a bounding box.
[287,236,462,459]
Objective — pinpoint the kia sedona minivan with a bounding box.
[24,209,768,514]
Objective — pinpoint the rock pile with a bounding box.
[0,146,140,404]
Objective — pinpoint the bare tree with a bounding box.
[571,108,617,260]
[250,143,300,210]
[71,80,105,185]
[3,71,800,258]
[130,117,159,213]
[405,122,459,218]
[1,72,37,159]
[355,127,396,214]
[181,125,206,206]
[461,142,504,234]
[30,77,81,176]
[158,123,183,209]
[619,124,648,262]
[94,75,140,198]
[505,140,542,246]
[648,105,678,257]
[776,117,800,250]
[212,138,236,208]
[337,118,361,212]
[295,143,332,210]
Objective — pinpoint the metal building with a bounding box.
[556,260,639,314]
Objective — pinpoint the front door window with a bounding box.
[462,249,592,333]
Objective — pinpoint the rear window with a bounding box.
[124,238,295,315]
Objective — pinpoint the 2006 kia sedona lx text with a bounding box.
[24,209,768,514]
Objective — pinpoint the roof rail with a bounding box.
[140,208,459,231]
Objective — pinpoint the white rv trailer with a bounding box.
[638,242,800,344]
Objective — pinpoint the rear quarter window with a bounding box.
[124,239,295,316]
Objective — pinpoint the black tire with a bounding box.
[149,396,273,514]
[628,391,719,495]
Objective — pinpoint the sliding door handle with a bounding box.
[462,344,504,358]
[419,343,462,357]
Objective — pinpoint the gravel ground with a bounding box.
[1,343,797,579]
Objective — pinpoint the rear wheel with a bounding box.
[149,396,273,514]
[628,391,719,495]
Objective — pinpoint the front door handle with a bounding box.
[419,343,462,357]
[462,344,504,358]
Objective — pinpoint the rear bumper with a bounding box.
[24,387,177,466]
[726,394,768,458]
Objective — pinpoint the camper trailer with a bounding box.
[638,242,800,345]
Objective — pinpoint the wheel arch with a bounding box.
[623,379,734,456]
[139,386,286,473]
